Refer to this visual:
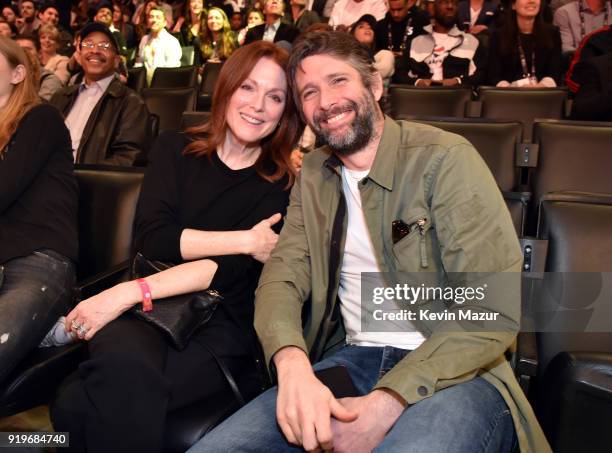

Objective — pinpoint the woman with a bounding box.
[51,41,303,453]
[175,0,206,64]
[112,2,137,50]
[238,10,264,45]
[350,15,395,89]
[487,0,562,87]
[38,24,70,84]
[0,37,78,383]
[200,7,238,63]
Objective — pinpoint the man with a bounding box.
[374,0,429,80]
[51,23,150,166]
[329,0,388,28]
[400,0,485,86]
[38,2,73,56]
[15,33,63,101]
[571,52,612,120]
[291,0,321,33]
[135,6,182,84]
[16,0,40,34]
[186,30,550,453]
[244,0,299,44]
[566,24,612,90]
[94,2,127,56]
[554,0,612,52]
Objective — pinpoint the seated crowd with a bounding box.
[0,0,611,452]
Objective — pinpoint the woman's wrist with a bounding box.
[118,280,146,310]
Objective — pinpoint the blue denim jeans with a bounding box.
[0,250,75,383]
[187,345,516,453]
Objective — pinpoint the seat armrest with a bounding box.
[75,260,131,301]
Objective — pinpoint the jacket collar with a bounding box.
[323,115,400,191]
[62,75,123,99]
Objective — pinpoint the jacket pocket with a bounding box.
[392,211,432,269]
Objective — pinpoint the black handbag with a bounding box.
[130,252,222,351]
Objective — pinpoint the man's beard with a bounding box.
[434,12,457,30]
[310,92,379,156]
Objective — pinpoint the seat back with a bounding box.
[409,118,523,191]
[127,66,146,93]
[151,66,198,88]
[180,46,195,66]
[142,87,197,133]
[197,62,224,111]
[75,166,145,281]
[479,87,567,140]
[388,86,471,118]
[181,111,212,130]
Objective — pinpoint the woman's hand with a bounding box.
[65,281,140,341]
[248,213,282,263]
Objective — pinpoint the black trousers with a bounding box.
[50,311,257,453]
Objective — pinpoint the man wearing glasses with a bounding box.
[51,23,150,166]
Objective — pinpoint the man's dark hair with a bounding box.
[21,0,37,8]
[14,33,40,50]
[287,31,376,106]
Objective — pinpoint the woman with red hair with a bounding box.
[51,41,303,452]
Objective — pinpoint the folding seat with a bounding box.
[150,66,198,89]
[479,87,568,140]
[523,192,612,453]
[388,85,472,119]
[127,66,146,93]
[197,62,224,111]
[142,87,197,134]
[0,166,145,417]
[181,111,212,130]
[180,46,195,67]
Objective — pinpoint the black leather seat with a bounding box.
[530,192,612,453]
[0,166,145,417]
[197,62,224,111]
[388,85,472,118]
[142,87,197,134]
[180,46,195,67]
[127,66,146,93]
[181,111,212,130]
[479,87,568,140]
[150,66,198,89]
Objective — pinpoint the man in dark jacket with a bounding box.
[245,0,299,44]
[51,22,150,166]
[571,52,612,121]
[374,0,429,56]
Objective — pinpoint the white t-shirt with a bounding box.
[328,0,388,27]
[424,32,461,81]
[338,166,426,350]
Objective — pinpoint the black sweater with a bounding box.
[134,131,291,322]
[487,25,562,85]
[0,104,78,264]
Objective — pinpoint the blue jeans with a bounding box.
[187,345,516,453]
[0,250,75,383]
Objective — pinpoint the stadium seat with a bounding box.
[127,66,146,93]
[150,66,198,89]
[181,111,212,130]
[142,88,197,134]
[181,46,195,66]
[479,87,568,140]
[197,62,224,111]
[0,166,145,417]
[388,85,472,119]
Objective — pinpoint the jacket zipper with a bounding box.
[416,218,429,269]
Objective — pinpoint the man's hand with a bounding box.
[442,78,461,86]
[290,148,304,172]
[415,78,433,87]
[248,213,282,262]
[274,347,358,451]
[331,389,406,453]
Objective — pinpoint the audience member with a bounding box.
[50,40,302,453]
[51,23,150,165]
[2,5,18,26]
[135,6,182,84]
[15,33,64,101]
[230,11,244,31]
[16,0,40,34]
[112,2,137,49]
[238,9,264,44]
[39,24,70,84]
[488,0,562,86]
[38,2,73,56]
[457,0,499,34]
[351,14,395,87]
[401,0,485,86]
[291,0,321,33]
[329,0,388,27]
[571,51,612,120]
[200,7,238,63]
[94,2,128,56]
[0,19,16,38]
[0,36,77,384]
[244,0,299,44]
[554,0,611,52]
[174,0,205,49]
[133,0,160,41]
[566,24,611,90]
[186,29,550,453]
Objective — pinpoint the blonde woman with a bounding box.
[200,7,238,63]
[0,37,78,383]
[38,23,70,84]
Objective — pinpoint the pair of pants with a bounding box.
[187,344,517,453]
[0,250,75,384]
[51,311,259,453]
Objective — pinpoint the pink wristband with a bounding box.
[136,278,153,312]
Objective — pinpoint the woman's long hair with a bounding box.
[182,0,205,40]
[199,7,237,61]
[184,41,303,187]
[499,0,554,56]
[0,37,40,157]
